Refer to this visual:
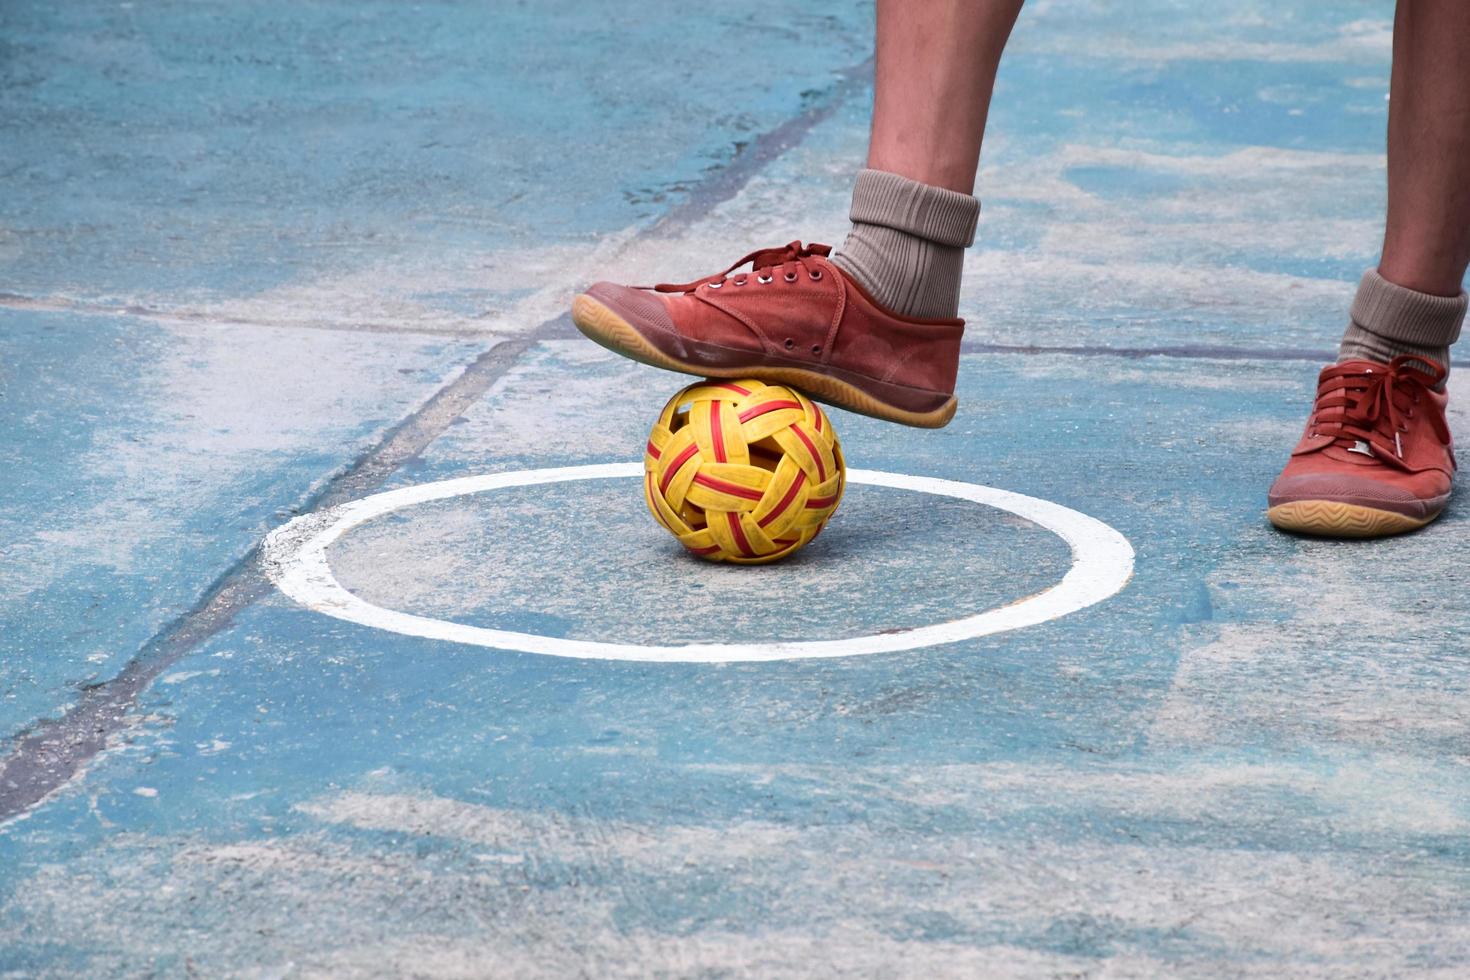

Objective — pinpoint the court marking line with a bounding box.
[262,463,1135,663]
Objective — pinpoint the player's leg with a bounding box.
[572,1,1025,428]
[1267,0,1469,537]
[1376,0,1470,300]
[865,0,1018,194]
[830,1,1023,324]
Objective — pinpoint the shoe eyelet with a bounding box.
[757,274,773,284]
[784,338,795,350]
[734,277,748,286]
[707,279,723,289]
[809,270,823,281]
[783,272,798,283]
[811,344,822,355]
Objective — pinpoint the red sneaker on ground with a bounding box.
[1268,356,1455,537]
[570,241,964,428]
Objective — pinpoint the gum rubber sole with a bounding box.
[1267,500,1435,538]
[571,294,957,429]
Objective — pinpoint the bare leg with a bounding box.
[866,0,1026,194]
[1378,0,1470,296]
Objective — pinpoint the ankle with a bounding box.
[831,169,979,320]
[1338,268,1465,388]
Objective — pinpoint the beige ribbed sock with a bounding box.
[831,169,980,320]
[1339,269,1465,387]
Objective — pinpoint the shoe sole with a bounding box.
[1266,500,1436,538]
[571,294,958,429]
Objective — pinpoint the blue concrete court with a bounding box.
[2,1,1468,976]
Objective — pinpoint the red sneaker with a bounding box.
[570,241,964,428]
[1268,356,1455,537]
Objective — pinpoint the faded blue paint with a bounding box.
[0,1,870,304]
[4,0,1470,975]
[0,311,483,739]
[4,342,1468,973]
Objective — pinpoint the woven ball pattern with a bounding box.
[644,380,845,564]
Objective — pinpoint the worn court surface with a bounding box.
[3,1,1469,976]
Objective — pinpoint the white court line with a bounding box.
[260,463,1135,663]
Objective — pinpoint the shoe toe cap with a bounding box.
[1267,472,1426,516]
[583,281,677,335]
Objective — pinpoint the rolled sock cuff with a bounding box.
[848,169,980,248]
[1351,268,1467,348]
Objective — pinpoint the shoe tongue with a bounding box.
[1325,359,1389,387]
[1332,357,1440,389]
[749,243,800,269]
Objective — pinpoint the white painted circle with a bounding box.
[261,463,1134,663]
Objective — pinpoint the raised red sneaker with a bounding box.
[570,241,963,428]
[1268,356,1455,537]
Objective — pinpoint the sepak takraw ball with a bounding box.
[643,379,845,564]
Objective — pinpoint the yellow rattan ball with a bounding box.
[643,379,845,564]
